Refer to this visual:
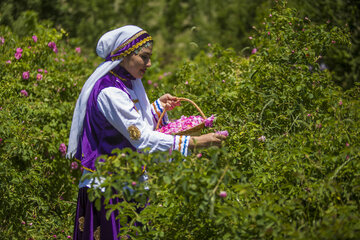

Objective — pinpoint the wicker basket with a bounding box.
[155,97,207,136]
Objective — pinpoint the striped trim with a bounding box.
[155,99,163,113]
[152,102,161,120]
[111,36,153,61]
[111,30,148,56]
[173,135,189,156]
[155,99,166,125]
[182,136,189,155]
[178,135,183,151]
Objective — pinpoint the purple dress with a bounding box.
[73,66,147,240]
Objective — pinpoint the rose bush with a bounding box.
[88,3,359,239]
[0,23,95,238]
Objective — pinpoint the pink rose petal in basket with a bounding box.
[157,115,215,134]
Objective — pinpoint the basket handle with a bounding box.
[155,97,207,131]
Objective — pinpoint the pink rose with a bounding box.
[36,74,43,80]
[258,135,266,142]
[216,130,228,137]
[71,161,78,170]
[32,35,37,42]
[59,143,67,157]
[22,71,30,80]
[14,52,22,60]
[0,36,4,45]
[219,191,227,198]
[75,47,81,53]
[251,48,257,54]
[6,60,11,64]
[48,42,56,48]
[147,80,152,85]
[197,153,202,158]
[16,48,23,53]
[20,89,28,97]
[205,115,215,127]
[38,69,43,72]
[48,42,58,53]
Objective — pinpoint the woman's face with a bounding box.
[121,46,152,79]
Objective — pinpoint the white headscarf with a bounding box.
[67,25,150,158]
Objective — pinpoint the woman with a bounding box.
[67,25,226,239]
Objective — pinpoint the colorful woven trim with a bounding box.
[108,30,153,61]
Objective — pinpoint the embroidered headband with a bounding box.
[105,30,153,62]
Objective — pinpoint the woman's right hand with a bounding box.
[189,132,227,149]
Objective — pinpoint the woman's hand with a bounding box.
[189,133,227,149]
[159,94,181,110]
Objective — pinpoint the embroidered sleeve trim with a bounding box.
[151,99,168,127]
[173,135,190,156]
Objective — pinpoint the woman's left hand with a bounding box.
[159,94,180,110]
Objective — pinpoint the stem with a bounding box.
[211,165,229,196]
[259,99,274,126]
[330,155,356,180]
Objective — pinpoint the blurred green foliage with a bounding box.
[1,0,359,88]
